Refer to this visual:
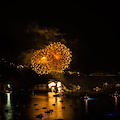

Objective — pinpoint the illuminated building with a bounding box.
[115,83,120,87]
[33,84,48,91]
[48,80,62,93]
[103,82,108,87]
[93,86,101,92]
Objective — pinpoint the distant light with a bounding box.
[58,87,61,92]
[77,85,81,90]
[106,113,116,116]
[57,82,61,87]
[17,65,24,70]
[48,82,56,88]
[51,87,55,92]
[88,98,96,100]
[7,84,10,88]
[93,86,101,91]
[103,82,108,86]
[115,83,120,87]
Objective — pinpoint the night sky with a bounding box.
[0,1,120,73]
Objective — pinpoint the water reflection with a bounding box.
[3,92,119,120]
[84,99,88,114]
[24,92,64,120]
[114,96,118,112]
[4,93,14,120]
[48,92,63,119]
[114,96,117,107]
[25,92,83,120]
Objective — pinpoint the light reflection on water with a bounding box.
[114,96,117,107]
[84,99,88,114]
[4,93,14,120]
[48,92,63,119]
[114,96,118,113]
[24,92,68,120]
[1,92,120,120]
[22,92,83,120]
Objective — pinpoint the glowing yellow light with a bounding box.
[51,87,55,92]
[41,56,46,60]
[7,84,11,88]
[93,87,101,92]
[31,42,72,75]
[58,87,61,92]
[57,82,61,87]
[48,82,56,88]
[115,96,117,107]
[52,87,54,90]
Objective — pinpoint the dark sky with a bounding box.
[0,1,120,73]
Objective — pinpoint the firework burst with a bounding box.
[31,42,72,75]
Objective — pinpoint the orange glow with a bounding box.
[38,57,47,63]
[29,92,64,119]
[58,87,61,92]
[41,56,46,60]
[51,87,55,92]
[93,87,101,92]
[53,52,61,60]
[40,56,47,63]
[31,42,72,75]
[115,96,117,106]
[48,92,63,118]
[54,54,59,60]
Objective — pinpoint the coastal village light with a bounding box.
[7,84,11,89]
[93,87,101,92]
[103,82,108,87]
[57,82,62,92]
[48,81,62,92]
[115,83,120,87]
[48,82,56,89]
[57,82,61,87]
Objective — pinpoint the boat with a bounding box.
[49,109,53,112]
[53,94,60,97]
[45,110,50,113]
[112,91,119,97]
[34,104,38,106]
[36,114,44,118]
[52,104,56,106]
[53,93,63,97]
[59,100,64,102]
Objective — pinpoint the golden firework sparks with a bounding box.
[31,42,72,75]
